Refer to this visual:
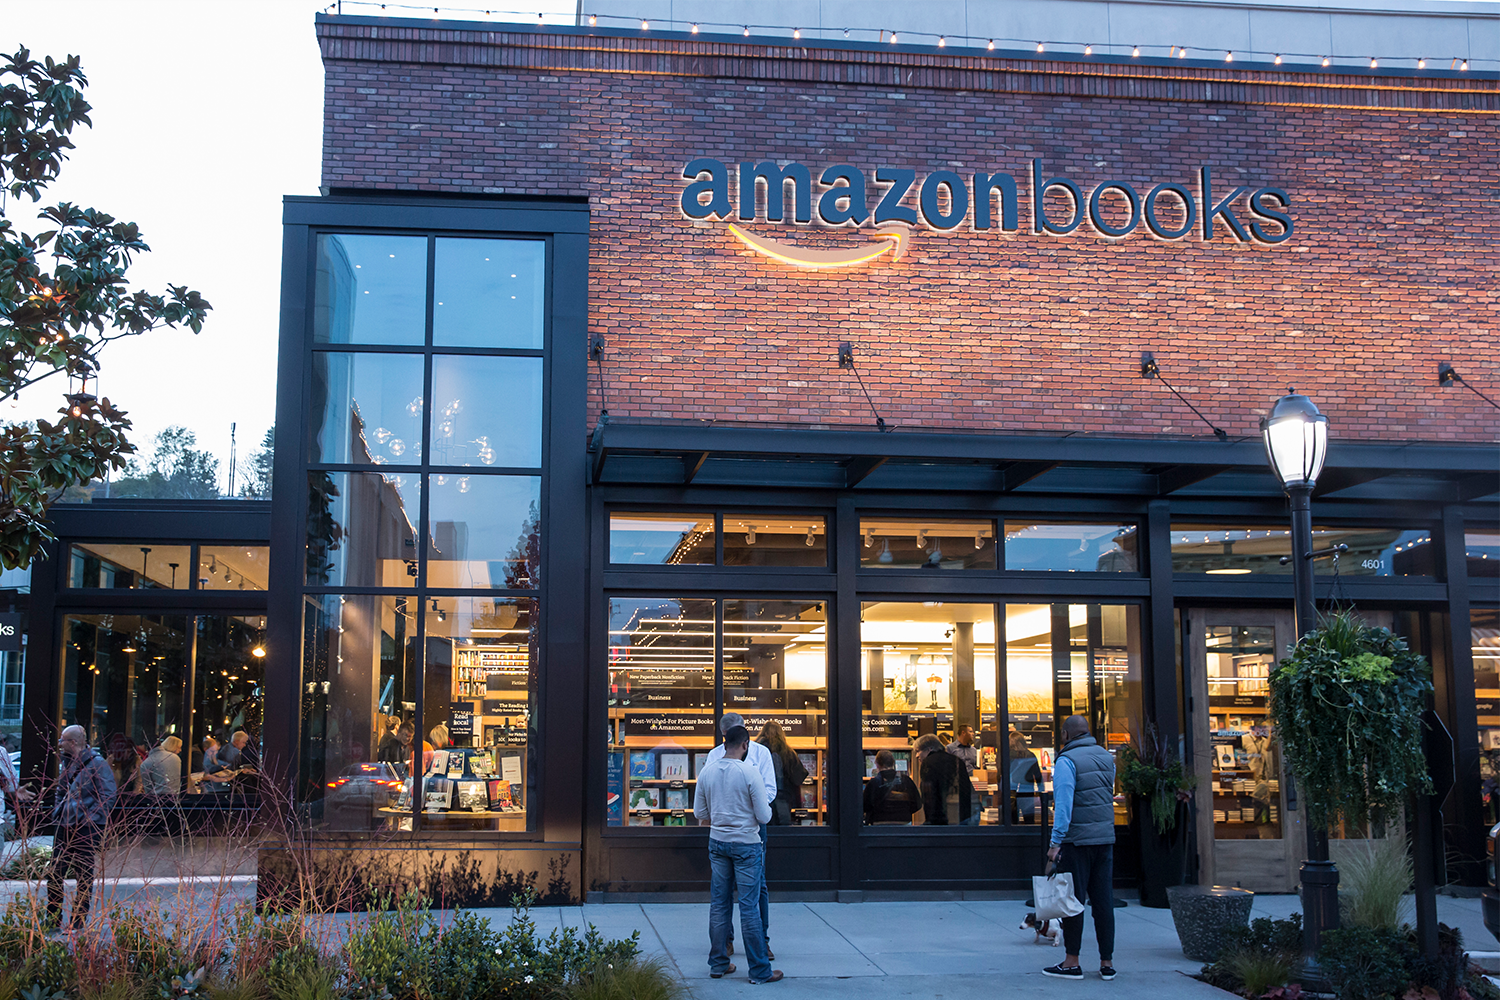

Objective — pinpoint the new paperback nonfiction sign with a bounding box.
[681,158,1292,268]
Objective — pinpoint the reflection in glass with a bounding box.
[860,602,996,826]
[606,598,716,827]
[69,544,192,590]
[426,475,540,589]
[1474,610,1500,829]
[194,614,265,770]
[1206,626,1282,840]
[314,234,427,346]
[433,238,545,349]
[1004,523,1137,572]
[1467,532,1498,579]
[725,600,827,826]
[305,472,420,587]
[61,614,190,756]
[859,519,995,571]
[608,513,715,565]
[429,355,543,468]
[1170,524,1436,576]
[300,594,418,831]
[309,352,425,467]
[722,516,827,568]
[421,597,537,832]
[198,547,269,591]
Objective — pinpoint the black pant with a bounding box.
[46,825,102,925]
[1059,842,1114,961]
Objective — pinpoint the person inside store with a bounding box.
[693,724,781,985]
[1042,715,1117,982]
[377,717,404,764]
[862,750,922,825]
[756,720,808,826]
[706,712,777,962]
[381,721,417,777]
[105,733,140,793]
[914,733,974,825]
[1009,730,1044,824]
[47,725,117,930]
[139,735,183,796]
[947,724,978,777]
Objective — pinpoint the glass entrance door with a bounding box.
[1185,609,1300,891]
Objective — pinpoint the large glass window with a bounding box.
[199,547,269,591]
[608,513,715,565]
[722,516,827,568]
[314,234,427,346]
[1205,626,1283,840]
[306,472,420,587]
[193,614,266,775]
[860,519,996,570]
[300,594,418,831]
[425,474,541,589]
[1476,609,1500,831]
[308,352,425,466]
[1171,524,1436,576]
[421,597,537,832]
[1003,523,1138,572]
[69,544,192,590]
[429,355,543,468]
[606,597,827,829]
[62,613,190,754]
[433,238,545,349]
[1469,532,1499,579]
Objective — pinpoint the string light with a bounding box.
[1225,50,1233,62]
[1131,45,1140,57]
[640,19,648,30]
[987,39,994,51]
[690,22,698,33]
[1461,59,1469,71]
[1036,41,1044,53]
[938,36,945,48]
[588,13,595,26]
[1322,56,1330,67]
[1083,43,1092,55]
[792,27,800,39]
[743,25,749,36]
[843,28,849,38]
[890,32,898,44]
[1178,46,1187,58]
[1370,57,1378,69]
[1274,54,1282,65]
[1418,57,1426,69]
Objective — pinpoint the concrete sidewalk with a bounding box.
[470,893,1496,998]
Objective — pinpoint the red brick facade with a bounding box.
[317,19,1499,443]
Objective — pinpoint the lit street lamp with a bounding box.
[1260,388,1338,984]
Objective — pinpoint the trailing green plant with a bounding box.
[1119,723,1196,834]
[561,956,690,1000]
[1200,914,1303,986]
[1269,611,1433,829]
[1320,925,1416,1000]
[1340,833,1414,932]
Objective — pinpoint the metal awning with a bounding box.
[589,421,1500,502]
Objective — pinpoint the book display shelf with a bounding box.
[1206,628,1282,839]
[861,711,1002,825]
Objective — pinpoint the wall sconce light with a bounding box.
[1438,363,1500,409]
[251,645,267,658]
[1139,351,1229,440]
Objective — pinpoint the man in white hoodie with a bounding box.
[695,725,782,985]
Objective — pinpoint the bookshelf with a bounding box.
[1206,638,1281,839]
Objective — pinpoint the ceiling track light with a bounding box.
[804,528,816,547]
[745,526,757,544]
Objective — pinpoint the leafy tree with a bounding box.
[0,46,210,569]
[239,425,273,498]
[111,425,220,499]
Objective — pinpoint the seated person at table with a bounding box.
[862,750,922,825]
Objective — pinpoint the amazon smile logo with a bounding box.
[681,158,1293,270]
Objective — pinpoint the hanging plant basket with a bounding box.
[1268,610,1433,829]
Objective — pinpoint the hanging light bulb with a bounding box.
[588,13,596,26]
[640,19,648,30]
[1274,54,1282,65]
[1083,44,1092,55]
[1322,56,1330,67]
[1036,42,1044,53]
[1178,46,1187,58]
[1461,59,1469,71]
[890,32,898,44]
[691,23,698,33]
[937,36,945,48]
[1418,57,1426,69]
[1225,51,1233,62]
[793,27,801,40]
[1370,57,1378,69]
[743,26,749,37]
[987,39,994,51]
[1132,45,1140,57]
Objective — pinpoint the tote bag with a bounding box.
[1032,870,1085,921]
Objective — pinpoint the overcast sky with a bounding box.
[7,0,574,491]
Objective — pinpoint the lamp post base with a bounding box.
[1298,858,1340,993]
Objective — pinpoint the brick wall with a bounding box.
[317,19,1500,443]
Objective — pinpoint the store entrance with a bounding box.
[1184,609,1302,892]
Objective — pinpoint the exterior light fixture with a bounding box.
[1036,42,1044,53]
[588,14,596,26]
[1083,44,1092,55]
[1132,45,1140,57]
[691,23,698,33]
[1261,389,1329,491]
[252,645,267,658]
[1418,58,1426,69]
[987,39,994,50]
[890,33,898,44]
[793,28,800,39]
[1322,56,1330,67]
[1178,47,1187,58]
[743,26,749,37]
[1225,51,1233,62]
[122,644,137,653]
[1461,60,1469,71]
[640,19,648,30]
[938,36,946,48]
[1274,54,1282,65]
[1370,57,1378,69]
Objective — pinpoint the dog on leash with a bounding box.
[1021,913,1061,946]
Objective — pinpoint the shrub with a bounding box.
[1340,834,1413,932]
[0,846,52,881]
[1319,925,1415,1000]
[1226,948,1297,998]
[1201,913,1303,981]
[563,956,689,1000]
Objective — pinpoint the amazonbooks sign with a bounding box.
[680,157,1292,268]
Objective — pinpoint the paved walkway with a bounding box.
[464,893,1496,998]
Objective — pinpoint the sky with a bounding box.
[6,0,575,492]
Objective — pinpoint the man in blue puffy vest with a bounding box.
[1042,715,1117,981]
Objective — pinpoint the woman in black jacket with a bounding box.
[757,720,809,825]
[914,734,975,824]
[862,750,922,825]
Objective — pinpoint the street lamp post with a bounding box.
[1260,388,1338,985]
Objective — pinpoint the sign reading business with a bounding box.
[681,158,1291,267]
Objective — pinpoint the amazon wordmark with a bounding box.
[679,158,1291,243]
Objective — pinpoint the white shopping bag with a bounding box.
[1032,869,1085,921]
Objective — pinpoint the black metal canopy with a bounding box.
[589,420,1500,504]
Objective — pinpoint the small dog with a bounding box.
[1021,913,1061,946]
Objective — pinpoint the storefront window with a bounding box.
[1476,610,1500,830]
[724,600,827,825]
[1205,626,1282,840]
[425,474,540,589]
[305,472,419,587]
[433,238,545,349]
[1171,524,1436,576]
[608,513,715,565]
[429,355,543,468]
[1469,532,1499,579]
[860,602,997,826]
[421,597,537,832]
[198,547,269,591]
[859,519,995,570]
[308,352,425,467]
[300,594,418,831]
[607,598,716,828]
[193,614,265,775]
[1004,523,1138,572]
[69,544,192,590]
[722,517,827,568]
[61,613,190,753]
[314,234,427,346]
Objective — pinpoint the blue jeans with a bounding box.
[709,838,772,981]
[726,822,770,948]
